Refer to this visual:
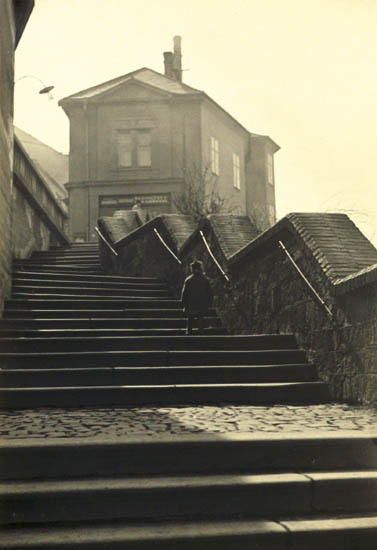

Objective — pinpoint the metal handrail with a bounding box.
[95,226,118,257]
[278,240,333,319]
[153,228,182,265]
[199,230,230,282]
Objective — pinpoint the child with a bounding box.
[181,260,213,335]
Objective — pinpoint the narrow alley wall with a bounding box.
[0,1,17,312]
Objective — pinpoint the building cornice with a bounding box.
[66,177,185,190]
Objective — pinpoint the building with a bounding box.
[59,37,279,242]
[0,0,34,311]
[14,126,68,205]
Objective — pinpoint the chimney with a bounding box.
[172,35,182,82]
[163,36,182,82]
[163,51,174,79]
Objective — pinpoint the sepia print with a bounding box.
[0,0,376,548]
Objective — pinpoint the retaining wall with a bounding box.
[99,212,377,405]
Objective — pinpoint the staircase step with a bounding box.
[1,515,376,550]
[28,256,98,262]
[0,381,329,408]
[29,257,100,264]
[280,515,377,550]
[11,294,174,303]
[20,264,104,270]
[67,249,98,252]
[3,309,192,319]
[60,248,98,253]
[0,518,287,550]
[0,469,376,525]
[13,262,104,272]
[67,244,98,247]
[0,334,300,352]
[2,432,376,480]
[0,364,317,387]
[6,298,184,309]
[12,285,170,297]
[0,328,228,338]
[0,349,308,368]
[0,472,314,524]
[16,271,107,277]
[19,254,100,261]
[12,271,166,286]
[12,279,168,291]
[0,317,222,328]
[13,269,162,282]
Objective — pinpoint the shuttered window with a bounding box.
[211,137,219,175]
[267,153,274,185]
[233,153,240,189]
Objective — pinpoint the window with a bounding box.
[210,137,219,175]
[117,132,132,167]
[267,153,274,185]
[137,131,152,167]
[233,153,241,190]
[117,129,152,168]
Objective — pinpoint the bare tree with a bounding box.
[172,161,234,222]
[246,202,273,234]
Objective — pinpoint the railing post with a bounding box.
[95,226,118,257]
[153,228,182,265]
[199,230,230,283]
[278,240,333,319]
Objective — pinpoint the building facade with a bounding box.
[59,37,279,242]
[0,0,34,311]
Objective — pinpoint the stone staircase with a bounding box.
[0,432,376,549]
[0,243,329,408]
[0,243,376,549]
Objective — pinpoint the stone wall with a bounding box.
[117,227,182,295]
[98,215,187,295]
[0,0,16,313]
[0,0,34,313]
[11,138,69,260]
[11,185,52,258]
[98,211,377,406]
[179,215,377,406]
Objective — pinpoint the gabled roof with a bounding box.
[286,213,377,282]
[59,67,279,151]
[99,213,196,255]
[59,68,202,104]
[99,211,141,243]
[231,213,377,287]
[207,215,260,259]
[159,214,197,252]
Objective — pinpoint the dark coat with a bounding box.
[181,273,213,315]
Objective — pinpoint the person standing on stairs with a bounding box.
[132,199,150,224]
[181,260,213,335]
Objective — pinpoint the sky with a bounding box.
[14,0,377,244]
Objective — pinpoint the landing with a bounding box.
[1,403,376,439]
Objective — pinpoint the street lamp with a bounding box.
[15,75,55,99]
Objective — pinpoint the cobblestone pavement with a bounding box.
[0,404,376,439]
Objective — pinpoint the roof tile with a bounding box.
[288,213,377,282]
[99,211,140,242]
[208,215,260,259]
